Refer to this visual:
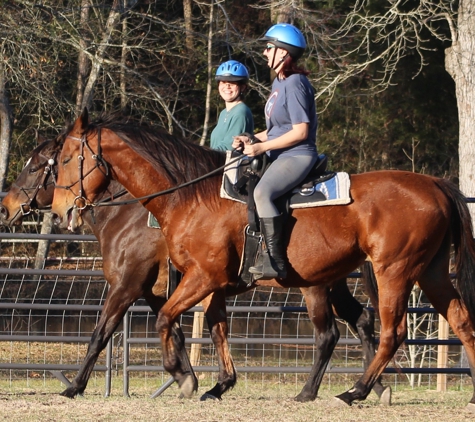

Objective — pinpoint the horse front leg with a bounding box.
[143,290,198,395]
[156,270,220,398]
[330,279,391,405]
[294,285,339,402]
[61,285,144,398]
[200,291,236,400]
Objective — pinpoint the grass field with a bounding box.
[0,377,474,421]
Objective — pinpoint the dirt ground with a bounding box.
[0,382,474,422]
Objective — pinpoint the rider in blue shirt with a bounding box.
[233,24,318,280]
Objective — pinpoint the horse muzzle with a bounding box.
[0,203,25,227]
[52,206,83,232]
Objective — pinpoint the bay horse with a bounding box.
[0,137,389,402]
[50,109,475,411]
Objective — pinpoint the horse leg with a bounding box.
[156,270,222,399]
[60,284,152,398]
[417,275,475,413]
[334,277,412,406]
[330,278,391,405]
[199,291,236,401]
[144,292,198,397]
[294,285,340,402]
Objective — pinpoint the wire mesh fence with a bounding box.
[0,211,472,396]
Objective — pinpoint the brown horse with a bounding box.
[50,109,475,411]
[0,137,389,402]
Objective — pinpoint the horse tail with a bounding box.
[361,261,380,316]
[436,178,475,325]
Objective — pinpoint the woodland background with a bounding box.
[0,0,471,193]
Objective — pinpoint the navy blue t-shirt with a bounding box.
[264,74,318,160]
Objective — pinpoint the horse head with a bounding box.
[52,108,112,231]
[0,135,61,227]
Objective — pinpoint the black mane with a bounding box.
[83,114,227,204]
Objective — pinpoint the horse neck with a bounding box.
[82,180,137,234]
[102,140,177,216]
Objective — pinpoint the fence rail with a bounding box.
[1,203,473,396]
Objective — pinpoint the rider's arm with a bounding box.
[259,123,308,151]
[235,123,308,156]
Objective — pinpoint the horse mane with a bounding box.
[84,114,226,205]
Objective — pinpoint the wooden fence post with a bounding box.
[437,315,449,392]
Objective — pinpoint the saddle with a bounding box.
[221,147,344,286]
[221,151,335,209]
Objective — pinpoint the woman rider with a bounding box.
[210,60,254,151]
[232,23,318,280]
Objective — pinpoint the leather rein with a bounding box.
[57,128,245,209]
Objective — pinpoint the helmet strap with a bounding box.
[270,50,278,71]
[270,51,289,72]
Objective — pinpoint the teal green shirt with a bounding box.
[210,102,254,151]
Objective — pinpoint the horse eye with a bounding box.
[62,157,71,165]
[28,166,39,173]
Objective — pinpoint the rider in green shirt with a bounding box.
[210,60,254,151]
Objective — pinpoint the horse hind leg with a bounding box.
[334,273,413,406]
[294,285,339,402]
[330,278,391,405]
[418,272,475,414]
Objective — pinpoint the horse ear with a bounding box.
[72,107,89,134]
[80,107,89,129]
[53,134,62,148]
[35,130,46,146]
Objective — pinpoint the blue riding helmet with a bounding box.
[215,60,249,82]
[260,23,306,60]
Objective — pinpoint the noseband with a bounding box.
[55,128,109,210]
[11,151,58,217]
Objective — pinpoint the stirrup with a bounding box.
[249,254,286,280]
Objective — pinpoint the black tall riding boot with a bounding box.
[249,215,287,280]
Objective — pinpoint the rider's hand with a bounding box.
[232,135,249,150]
[242,142,265,157]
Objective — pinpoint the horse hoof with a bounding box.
[466,403,475,414]
[379,386,392,406]
[179,375,197,399]
[294,394,314,403]
[60,388,77,399]
[200,393,220,401]
[331,396,350,407]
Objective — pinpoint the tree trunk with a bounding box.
[75,0,91,116]
[271,5,291,24]
[199,0,214,146]
[183,0,194,51]
[34,213,54,270]
[82,0,122,109]
[445,0,475,221]
[120,5,128,110]
[0,50,13,191]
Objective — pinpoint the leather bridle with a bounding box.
[10,150,58,217]
[54,128,110,210]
